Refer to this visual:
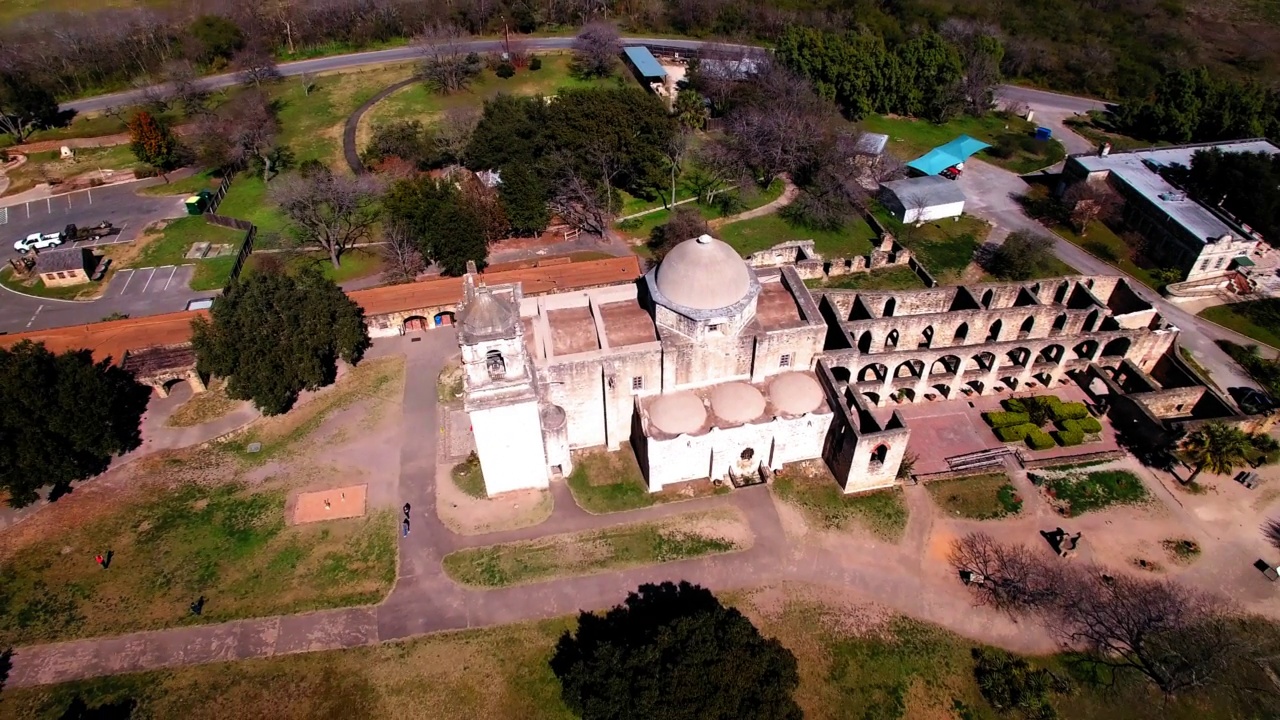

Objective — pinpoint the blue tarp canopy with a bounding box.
[623,46,666,79]
[906,135,991,176]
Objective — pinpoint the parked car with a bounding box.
[941,166,962,180]
[62,222,115,242]
[13,232,63,254]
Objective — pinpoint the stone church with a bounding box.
[456,234,1178,497]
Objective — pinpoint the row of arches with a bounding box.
[839,337,1134,386]
[855,311,1101,354]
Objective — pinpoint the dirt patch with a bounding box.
[675,506,754,548]
[293,484,367,524]
[435,462,552,535]
[165,379,244,428]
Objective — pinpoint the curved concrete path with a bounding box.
[343,78,418,175]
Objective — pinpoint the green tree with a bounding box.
[383,175,490,275]
[187,15,246,67]
[986,231,1057,281]
[550,581,802,720]
[499,162,551,235]
[0,71,59,142]
[191,268,370,415]
[0,341,151,507]
[1181,422,1252,483]
[127,110,182,176]
[1182,148,1280,249]
[674,89,709,131]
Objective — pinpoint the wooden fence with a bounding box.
[199,163,257,292]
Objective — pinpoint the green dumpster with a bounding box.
[184,195,206,215]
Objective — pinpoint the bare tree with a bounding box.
[434,106,480,165]
[571,21,620,78]
[949,533,1063,611]
[233,43,282,89]
[415,23,482,94]
[273,166,384,268]
[1265,517,1280,552]
[1046,569,1247,695]
[942,18,1004,115]
[298,71,317,97]
[1063,180,1121,235]
[380,221,426,284]
[207,90,288,181]
[686,140,748,204]
[550,153,612,236]
[163,60,211,117]
[722,63,829,188]
[133,74,171,114]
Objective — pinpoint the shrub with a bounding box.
[1052,401,1089,421]
[496,62,516,79]
[997,423,1035,442]
[1026,428,1056,451]
[985,411,1031,428]
[134,166,159,179]
[1077,416,1102,434]
[972,648,1070,718]
[1054,428,1085,447]
[530,57,543,71]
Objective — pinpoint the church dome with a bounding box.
[768,373,824,415]
[709,382,766,424]
[654,234,752,311]
[648,392,707,435]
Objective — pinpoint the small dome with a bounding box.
[540,404,566,430]
[458,288,517,341]
[654,234,752,311]
[709,382,766,424]
[769,373,824,415]
[648,392,707,435]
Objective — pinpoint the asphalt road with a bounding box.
[62,36,1109,119]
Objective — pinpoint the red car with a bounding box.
[941,166,962,180]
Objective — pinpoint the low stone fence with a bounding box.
[744,236,914,282]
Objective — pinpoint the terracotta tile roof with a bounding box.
[0,257,644,363]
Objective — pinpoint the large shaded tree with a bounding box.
[550,581,801,720]
[1181,421,1252,483]
[191,268,370,415]
[272,165,383,268]
[383,175,490,275]
[0,341,150,507]
[127,110,183,176]
[1180,149,1280,250]
[0,71,59,142]
[985,231,1057,281]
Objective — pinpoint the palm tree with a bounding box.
[1181,422,1252,483]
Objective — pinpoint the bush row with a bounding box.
[1026,428,1056,451]
[985,411,1031,429]
[1053,428,1085,446]
[1059,416,1102,435]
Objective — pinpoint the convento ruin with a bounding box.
[455,234,1213,497]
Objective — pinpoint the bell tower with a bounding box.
[456,264,549,495]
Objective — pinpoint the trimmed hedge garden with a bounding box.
[984,395,1102,451]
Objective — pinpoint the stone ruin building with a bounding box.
[456,234,1186,498]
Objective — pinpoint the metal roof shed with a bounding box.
[906,135,991,176]
[879,176,967,224]
[623,46,667,80]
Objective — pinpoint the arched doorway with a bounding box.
[403,316,429,333]
[433,311,456,327]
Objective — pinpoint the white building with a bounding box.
[879,176,966,224]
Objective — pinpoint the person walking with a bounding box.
[95,554,105,569]
[402,517,411,537]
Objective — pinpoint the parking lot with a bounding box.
[0,180,186,264]
[107,265,196,298]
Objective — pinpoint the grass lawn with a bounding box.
[12,583,1270,720]
[213,174,289,238]
[0,267,102,301]
[1199,299,1280,350]
[452,454,488,499]
[0,484,395,647]
[125,216,248,291]
[926,473,1023,520]
[716,211,877,258]
[772,467,908,542]
[164,380,240,428]
[616,181,784,243]
[442,509,746,587]
[860,112,1066,174]
[1063,112,1161,153]
[805,265,927,291]
[874,208,991,283]
[137,171,221,197]
[1042,469,1148,516]
[1,145,147,197]
[1053,221,1163,290]
[246,248,383,285]
[565,444,728,513]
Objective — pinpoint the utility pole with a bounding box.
[502,15,511,61]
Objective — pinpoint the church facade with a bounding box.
[456,235,1178,497]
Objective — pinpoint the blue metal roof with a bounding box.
[906,135,991,176]
[623,46,667,79]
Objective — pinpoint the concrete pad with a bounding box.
[293,484,367,524]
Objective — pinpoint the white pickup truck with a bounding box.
[13,231,63,254]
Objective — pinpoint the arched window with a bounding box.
[486,349,506,377]
[883,298,896,317]
[1019,316,1035,336]
[870,444,889,465]
[986,319,1002,342]
[953,322,969,345]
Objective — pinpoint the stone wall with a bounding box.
[743,236,914,283]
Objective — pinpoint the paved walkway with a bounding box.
[708,176,798,229]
